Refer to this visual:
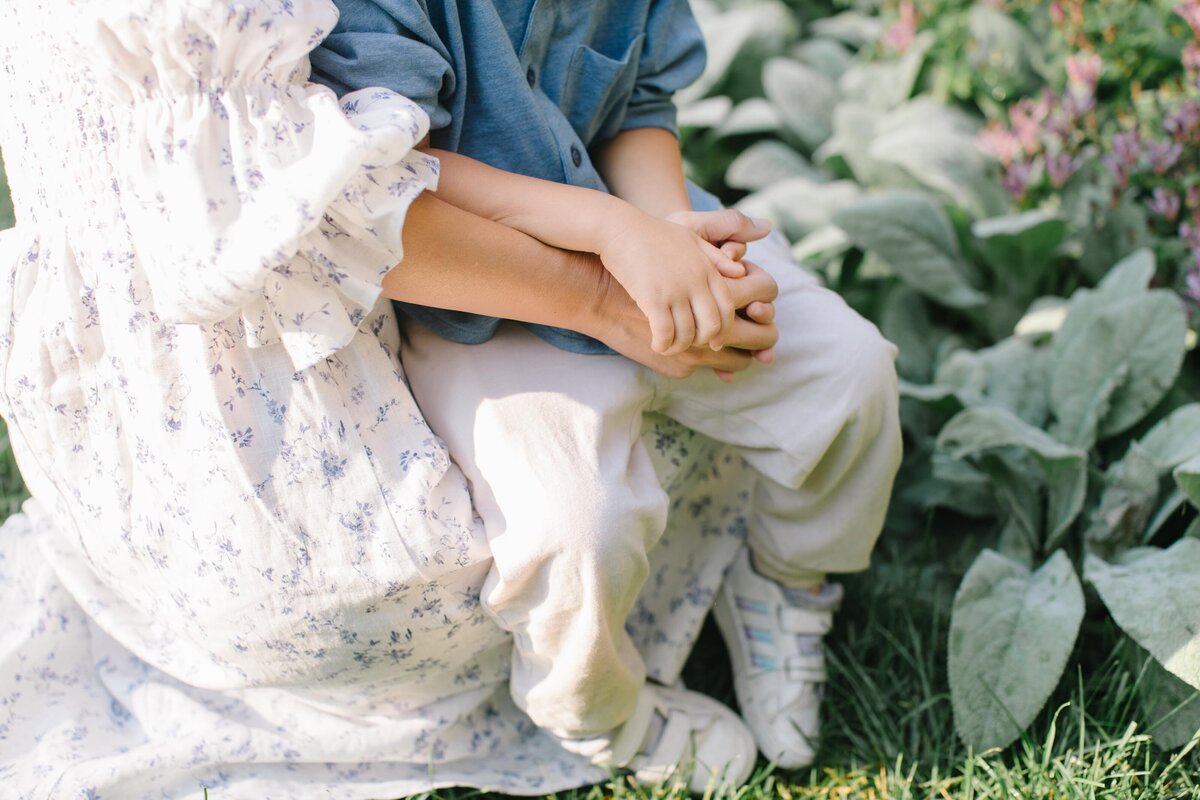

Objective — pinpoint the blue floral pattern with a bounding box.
[0,1,752,797]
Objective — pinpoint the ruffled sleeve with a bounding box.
[79,0,439,370]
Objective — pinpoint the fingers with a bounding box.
[678,208,773,246]
[647,307,676,355]
[722,315,779,352]
[663,303,696,355]
[695,346,754,372]
[690,290,725,350]
[707,274,737,349]
[744,300,774,324]
[720,240,748,262]
[703,240,746,279]
[725,261,779,309]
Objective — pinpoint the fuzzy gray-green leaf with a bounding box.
[1084,443,1161,560]
[833,192,986,309]
[1177,454,1200,508]
[725,140,823,192]
[1086,539,1200,690]
[738,178,862,241]
[937,406,1087,545]
[870,119,1008,218]
[1140,404,1200,472]
[1050,292,1187,445]
[949,550,1084,750]
[764,58,839,150]
[1136,650,1200,750]
[933,337,1051,427]
[972,210,1066,278]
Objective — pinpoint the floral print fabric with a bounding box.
[0,1,750,797]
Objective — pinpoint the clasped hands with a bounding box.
[590,206,780,382]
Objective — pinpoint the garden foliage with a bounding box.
[681,0,1200,751]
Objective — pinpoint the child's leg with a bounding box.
[650,230,900,767]
[399,319,666,740]
[658,231,902,587]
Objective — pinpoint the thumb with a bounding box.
[691,209,772,245]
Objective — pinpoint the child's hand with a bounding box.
[596,208,761,355]
[584,258,780,381]
[663,209,773,268]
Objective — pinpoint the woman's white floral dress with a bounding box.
[0,1,755,797]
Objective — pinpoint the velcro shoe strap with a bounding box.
[650,711,695,768]
[785,656,827,683]
[779,606,833,635]
[606,686,660,767]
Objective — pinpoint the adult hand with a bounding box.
[586,257,779,380]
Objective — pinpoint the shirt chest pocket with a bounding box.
[559,34,645,146]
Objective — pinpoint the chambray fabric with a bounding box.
[310,0,710,354]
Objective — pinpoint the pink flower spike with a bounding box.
[1046,152,1077,188]
[1185,41,1200,74]
[1185,265,1200,304]
[1003,159,1038,199]
[1166,100,1200,141]
[1148,140,1184,175]
[1051,1,1066,25]
[1062,87,1096,121]
[1180,221,1200,249]
[1150,187,1182,221]
[1176,1,1200,36]
[1066,53,1102,90]
[1112,130,1141,167]
[882,0,917,53]
[1103,153,1130,190]
[1009,98,1049,153]
[978,125,1020,165]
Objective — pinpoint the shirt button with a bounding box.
[526,67,537,88]
[570,145,583,167]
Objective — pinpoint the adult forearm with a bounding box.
[593,127,693,218]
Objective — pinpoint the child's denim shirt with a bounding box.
[311,0,717,354]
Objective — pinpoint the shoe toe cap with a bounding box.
[691,716,758,792]
[758,708,818,769]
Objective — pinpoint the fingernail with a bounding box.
[753,217,772,229]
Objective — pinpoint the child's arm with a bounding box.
[593,127,694,219]
[427,148,770,354]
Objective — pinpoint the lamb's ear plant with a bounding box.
[902,249,1195,750]
[681,0,1200,753]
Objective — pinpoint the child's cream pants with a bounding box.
[399,233,902,739]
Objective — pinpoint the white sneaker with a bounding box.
[713,548,841,769]
[561,684,758,793]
